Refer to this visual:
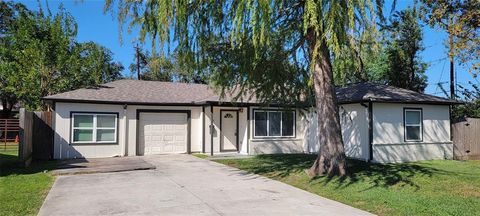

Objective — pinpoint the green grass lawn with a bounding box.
[0,145,55,216]
[215,154,480,216]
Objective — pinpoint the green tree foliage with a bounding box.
[0,2,123,113]
[129,47,206,83]
[333,8,428,93]
[383,8,428,92]
[0,2,29,116]
[129,48,170,81]
[421,0,480,74]
[453,82,480,119]
[332,30,387,86]
[105,0,384,176]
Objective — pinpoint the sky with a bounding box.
[16,0,477,96]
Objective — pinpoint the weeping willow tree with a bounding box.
[105,0,383,176]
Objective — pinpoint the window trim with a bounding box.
[70,112,119,145]
[253,109,296,139]
[403,108,423,142]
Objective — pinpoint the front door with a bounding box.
[220,110,238,152]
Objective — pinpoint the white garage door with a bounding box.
[139,112,188,155]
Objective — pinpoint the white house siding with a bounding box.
[53,102,126,159]
[248,107,306,154]
[304,104,369,160]
[372,103,453,163]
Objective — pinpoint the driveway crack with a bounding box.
[163,174,224,216]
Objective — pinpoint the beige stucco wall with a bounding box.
[53,103,204,159]
[303,103,452,163]
[248,107,306,154]
[304,104,369,160]
[53,102,126,159]
[54,102,249,159]
[340,104,369,160]
[373,143,453,163]
[372,103,452,163]
[54,101,453,162]
[202,106,248,154]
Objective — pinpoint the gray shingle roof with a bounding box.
[44,80,215,104]
[43,79,257,105]
[44,80,460,105]
[336,82,460,105]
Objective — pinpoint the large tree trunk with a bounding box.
[306,31,347,177]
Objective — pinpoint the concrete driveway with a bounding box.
[39,155,372,216]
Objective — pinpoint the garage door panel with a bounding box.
[139,112,188,155]
[175,136,185,142]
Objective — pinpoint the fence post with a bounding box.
[19,108,33,166]
[3,119,6,151]
[19,109,25,160]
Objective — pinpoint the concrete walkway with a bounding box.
[50,157,155,175]
[39,155,372,216]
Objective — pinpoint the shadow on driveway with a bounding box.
[50,156,156,175]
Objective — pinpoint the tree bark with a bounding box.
[306,30,347,177]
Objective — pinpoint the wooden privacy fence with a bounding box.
[453,118,480,160]
[0,118,20,150]
[19,108,53,164]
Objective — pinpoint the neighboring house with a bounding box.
[43,80,460,163]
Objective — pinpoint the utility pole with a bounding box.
[449,54,454,99]
[448,17,455,99]
[135,44,141,80]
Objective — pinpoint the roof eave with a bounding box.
[43,98,210,106]
[338,98,463,105]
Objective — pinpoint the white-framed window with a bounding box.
[253,110,295,138]
[71,113,118,144]
[404,108,422,142]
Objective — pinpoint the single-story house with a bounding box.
[43,80,460,163]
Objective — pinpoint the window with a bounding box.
[404,109,422,141]
[254,110,295,138]
[71,113,118,143]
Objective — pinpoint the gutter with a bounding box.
[41,98,210,107]
[339,99,464,106]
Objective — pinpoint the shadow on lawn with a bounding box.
[0,152,57,177]
[243,154,451,190]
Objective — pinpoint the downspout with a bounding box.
[51,101,56,160]
[210,105,214,156]
[449,105,453,141]
[123,104,128,156]
[246,106,250,155]
[202,106,205,153]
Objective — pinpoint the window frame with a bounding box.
[403,108,423,142]
[70,112,119,145]
[253,109,296,139]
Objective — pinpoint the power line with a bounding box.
[435,59,447,92]
[427,57,447,64]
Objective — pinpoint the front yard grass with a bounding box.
[0,145,55,216]
[215,154,480,216]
